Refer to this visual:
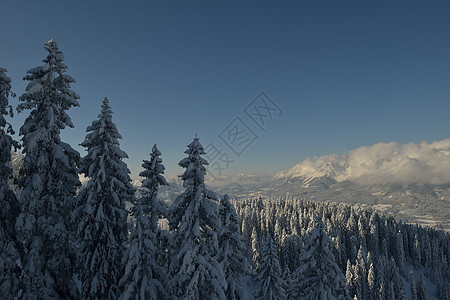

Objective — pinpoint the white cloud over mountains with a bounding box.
[277,139,450,185]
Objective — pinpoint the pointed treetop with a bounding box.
[142,143,165,176]
[152,143,161,156]
[102,97,110,107]
[43,37,58,54]
[222,194,230,203]
[312,215,325,231]
[47,37,56,46]
[81,97,124,156]
[184,136,206,156]
[43,38,57,52]
[18,38,78,124]
[140,143,168,190]
[178,136,209,184]
[42,37,65,68]
[100,97,113,116]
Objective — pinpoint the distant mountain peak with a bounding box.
[275,139,450,186]
[275,154,350,183]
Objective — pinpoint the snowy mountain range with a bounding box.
[276,139,450,185]
[213,140,450,232]
[274,154,349,184]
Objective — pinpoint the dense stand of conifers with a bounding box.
[0,40,449,300]
[232,197,450,300]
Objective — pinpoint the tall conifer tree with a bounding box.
[168,137,226,299]
[72,98,134,299]
[254,236,286,300]
[15,39,80,299]
[0,67,21,299]
[217,194,250,300]
[119,144,168,299]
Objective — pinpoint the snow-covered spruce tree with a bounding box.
[14,39,81,299]
[139,144,169,230]
[119,144,168,299]
[168,137,226,299]
[141,145,171,278]
[388,257,407,300]
[254,236,286,300]
[72,98,134,299]
[345,260,355,297]
[0,67,21,299]
[354,246,368,300]
[292,217,350,300]
[410,270,417,300]
[251,227,260,269]
[416,272,427,300]
[217,194,250,300]
[282,266,294,300]
[367,262,376,299]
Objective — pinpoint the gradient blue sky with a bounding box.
[1,0,450,179]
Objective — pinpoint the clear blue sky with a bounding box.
[1,0,450,179]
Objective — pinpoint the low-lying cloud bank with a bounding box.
[278,139,450,185]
